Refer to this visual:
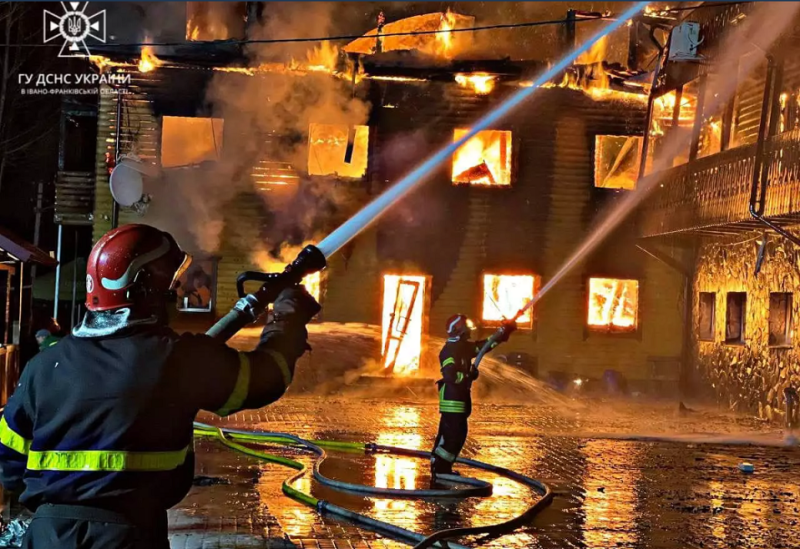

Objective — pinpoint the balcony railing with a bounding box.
[640,132,800,237]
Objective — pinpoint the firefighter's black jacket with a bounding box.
[437,337,495,416]
[0,326,297,515]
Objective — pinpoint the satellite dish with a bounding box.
[109,161,144,207]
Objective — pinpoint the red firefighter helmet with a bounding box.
[446,314,474,338]
[85,224,191,312]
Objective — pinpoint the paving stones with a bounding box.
[172,398,800,549]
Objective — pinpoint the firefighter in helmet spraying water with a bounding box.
[0,224,320,549]
[431,314,516,483]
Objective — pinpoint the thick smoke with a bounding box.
[141,2,370,270]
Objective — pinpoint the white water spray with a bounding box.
[317,2,648,258]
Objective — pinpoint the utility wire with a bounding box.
[10,2,750,50]
[91,15,613,49]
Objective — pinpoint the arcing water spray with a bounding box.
[317,2,649,258]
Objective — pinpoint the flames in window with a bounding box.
[308,123,369,178]
[594,135,642,190]
[452,129,512,186]
[161,116,224,168]
[455,73,496,95]
[482,274,535,327]
[587,278,639,331]
[382,275,426,375]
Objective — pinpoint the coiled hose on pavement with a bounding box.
[193,422,552,549]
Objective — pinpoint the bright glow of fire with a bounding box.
[382,275,426,375]
[587,278,639,331]
[344,11,474,58]
[482,274,534,327]
[161,116,224,168]
[251,243,322,303]
[308,123,369,178]
[452,129,512,186]
[436,9,457,58]
[594,135,642,190]
[138,47,163,73]
[302,272,321,302]
[455,73,496,95]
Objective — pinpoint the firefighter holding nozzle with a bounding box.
[430,314,516,484]
[0,224,320,549]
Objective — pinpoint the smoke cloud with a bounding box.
[140,3,371,271]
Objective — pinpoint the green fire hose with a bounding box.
[193,422,552,549]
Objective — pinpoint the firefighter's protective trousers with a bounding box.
[0,325,301,548]
[431,337,495,473]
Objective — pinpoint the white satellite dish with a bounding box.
[109,156,158,213]
[109,161,144,207]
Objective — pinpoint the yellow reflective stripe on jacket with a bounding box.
[266,349,292,387]
[438,386,466,413]
[216,353,251,417]
[441,357,455,368]
[455,372,465,384]
[26,446,189,472]
[0,416,31,455]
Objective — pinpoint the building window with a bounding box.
[698,292,716,341]
[176,257,217,313]
[769,292,793,346]
[587,278,639,333]
[161,116,224,168]
[594,135,642,190]
[452,129,512,186]
[725,292,746,344]
[307,123,369,178]
[381,275,427,375]
[482,274,537,329]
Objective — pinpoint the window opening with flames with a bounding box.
[587,278,639,332]
[161,116,224,168]
[482,274,536,328]
[594,135,642,190]
[381,275,426,375]
[308,123,369,178]
[452,129,512,186]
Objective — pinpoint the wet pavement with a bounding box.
[172,397,800,549]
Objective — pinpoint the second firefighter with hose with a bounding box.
[430,314,516,484]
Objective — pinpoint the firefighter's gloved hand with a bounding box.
[270,285,321,325]
[469,367,480,380]
[260,286,321,362]
[494,320,517,343]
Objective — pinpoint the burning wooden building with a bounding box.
[640,2,800,418]
[81,4,684,390]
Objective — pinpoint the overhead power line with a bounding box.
[11,2,750,50]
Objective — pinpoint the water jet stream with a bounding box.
[317,2,649,258]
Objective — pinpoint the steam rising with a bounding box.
[142,3,371,271]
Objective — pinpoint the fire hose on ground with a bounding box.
[198,4,644,547]
[192,422,553,549]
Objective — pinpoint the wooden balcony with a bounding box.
[640,131,800,238]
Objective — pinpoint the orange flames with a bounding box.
[436,9,457,59]
[307,123,369,178]
[381,275,426,375]
[587,278,639,331]
[455,73,496,95]
[482,275,535,327]
[251,244,322,303]
[344,11,474,59]
[452,129,512,186]
[138,47,163,73]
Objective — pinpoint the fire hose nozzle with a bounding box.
[207,245,327,342]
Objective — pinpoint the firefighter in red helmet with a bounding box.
[430,314,516,484]
[0,224,319,549]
